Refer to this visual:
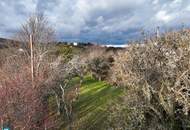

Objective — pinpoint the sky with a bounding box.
[0,0,190,44]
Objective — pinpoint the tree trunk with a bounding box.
[55,93,61,115]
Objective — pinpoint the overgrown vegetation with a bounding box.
[109,29,190,130]
[1,12,190,130]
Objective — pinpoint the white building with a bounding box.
[73,42,78,46]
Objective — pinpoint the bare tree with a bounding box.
[50,55,87,130]
[85,46,114,81]
[16,13,55,45]
[0,13,60,130]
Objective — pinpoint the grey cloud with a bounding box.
[0,0,190,44]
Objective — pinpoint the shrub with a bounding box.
[86,46,114,81]
[0,47,60,129]
[56,45,84,62]
[110,29,190,129]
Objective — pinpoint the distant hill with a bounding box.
[0,37,126,50]
[0,38,9,48]
[0,38,21,49]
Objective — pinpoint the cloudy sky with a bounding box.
[0,0,190,44]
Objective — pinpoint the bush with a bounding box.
[0,47,59,129]
[56,45,83,62]
[88,56,112,81]
[110,29,190,129]
[86,47,114,81]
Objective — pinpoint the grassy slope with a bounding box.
[62,76,123,130]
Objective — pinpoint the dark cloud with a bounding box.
[0,0,190,44]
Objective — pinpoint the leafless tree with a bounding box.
[49,54,87,130]
[85,46,114,81]
[0,13,60,130]
[16,13,55,45]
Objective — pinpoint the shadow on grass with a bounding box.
[61,76,123,130]
[81,76,98,85]
[73,77,123,129]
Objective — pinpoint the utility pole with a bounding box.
[30,34,34,88]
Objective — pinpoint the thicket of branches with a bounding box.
[86,46,114,81]
[109,29,190,130]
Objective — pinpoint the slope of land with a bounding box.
[61,76,123,130]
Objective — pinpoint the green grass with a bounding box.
[61,76,123,130]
